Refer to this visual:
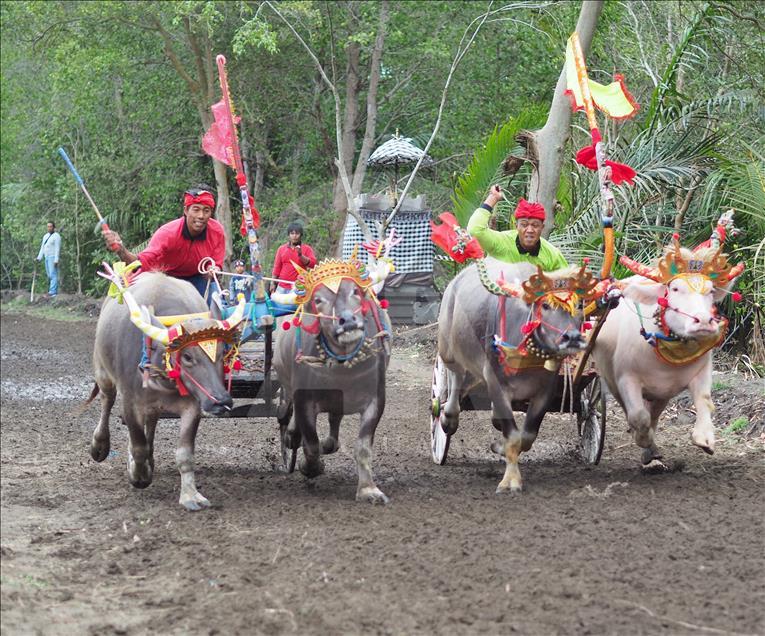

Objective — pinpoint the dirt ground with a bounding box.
[1,305,763,636]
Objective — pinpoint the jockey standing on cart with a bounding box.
[466,185,568,271]
[102,184,225,301]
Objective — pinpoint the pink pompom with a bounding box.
[168,368,181,379]
[521,321,536,335]
[657,297,669,308]
[232,359,243,371]
[292,316,301,327]
[223,365,230,374]
[282,321,292,331]
[582,322,593,331]
[731,291,742,302]
[582,257,590,265]
[672,232,680,241]
[379,299,389,309]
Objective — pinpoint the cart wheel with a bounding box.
[280,421,298,473]
[578,376,606,465]
[430,355,451,465]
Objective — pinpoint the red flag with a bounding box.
[202,100,239,167]
[430,212,484,263]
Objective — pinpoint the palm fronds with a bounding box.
[451,106,546,226]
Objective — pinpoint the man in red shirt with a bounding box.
[103,184,225,299]
[269,221,316,294]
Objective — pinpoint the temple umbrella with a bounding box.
[367,131,433,206]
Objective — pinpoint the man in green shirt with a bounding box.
[466,185,568,271]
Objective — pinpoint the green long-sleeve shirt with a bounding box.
[466,207,568,271]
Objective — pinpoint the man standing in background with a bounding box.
[36,221,61,297]
[270,221,317,294]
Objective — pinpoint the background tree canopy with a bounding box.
[1,0,763,362]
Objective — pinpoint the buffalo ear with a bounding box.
[713,278,737,303]
[621,279,665,306]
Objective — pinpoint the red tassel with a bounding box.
[672,232,680,241]
[582,322,593,331]
[223,365,230,374]
[233,359,242,370]
[291,316,301,327]
[282,321,292,331]
[379,299,389,309]
[575,145,636,185]
[521,321,538,335]
[657,297,669,308]
[731,292,742,302]
[168,368,181,379]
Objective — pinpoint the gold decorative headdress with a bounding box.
[292,258,373,306]
[620,234,745,286]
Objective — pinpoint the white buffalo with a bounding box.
[592,240,744,464]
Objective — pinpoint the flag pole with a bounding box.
[215,55,265,302]
[569,33,615,279]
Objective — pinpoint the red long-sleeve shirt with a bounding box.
[272,242,316,288]
[138,217,226,277]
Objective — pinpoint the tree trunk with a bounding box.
[351,0,389,195]
[332,38,361,215]
[523,0,604,237]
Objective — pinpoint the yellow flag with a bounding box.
[565,36,638,120]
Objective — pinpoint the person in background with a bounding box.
[36,221,62,297]
[270,221,316,294]
[466,184,568,271]
[226,259,252,304]
[102,184,225,300]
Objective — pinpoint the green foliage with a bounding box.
[451,107,547,226]
[723,417,750,435]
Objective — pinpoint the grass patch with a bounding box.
[711,380,731,391]
[723,417,750,435]
[1,296,89,322]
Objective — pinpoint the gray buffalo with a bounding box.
[593,242,743,464]
[89,272,244,510]
[437,258,604,493]
[273,259,391,503]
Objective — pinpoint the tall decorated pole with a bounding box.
[565,32,638,279]
[202,55,264,305]
[214,55,265,302]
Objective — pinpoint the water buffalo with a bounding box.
[89,272,244,510]
[437,258,605,493]
[592,241,743,464]
[273,259,391,503]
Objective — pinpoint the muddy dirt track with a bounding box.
[1,309,763,635]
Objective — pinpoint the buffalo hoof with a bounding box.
[90,438,110,463]
[641,446,663,465]
[356,486,389,504]
[179,491,211,512]
[321,437,339,454]
[495,483,523,495]
[299,457,325,479]
[691,431,715,455]
[128,457,153,489]
[442,413,459,436]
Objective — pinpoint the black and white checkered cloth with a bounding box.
[342,209,434,273]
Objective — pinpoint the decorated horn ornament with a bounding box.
[216,295,246,330]
[123,290,170,345]
[620,233,745,287]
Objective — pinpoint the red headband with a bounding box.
[184,191,216,209]
[514,199,545,221]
